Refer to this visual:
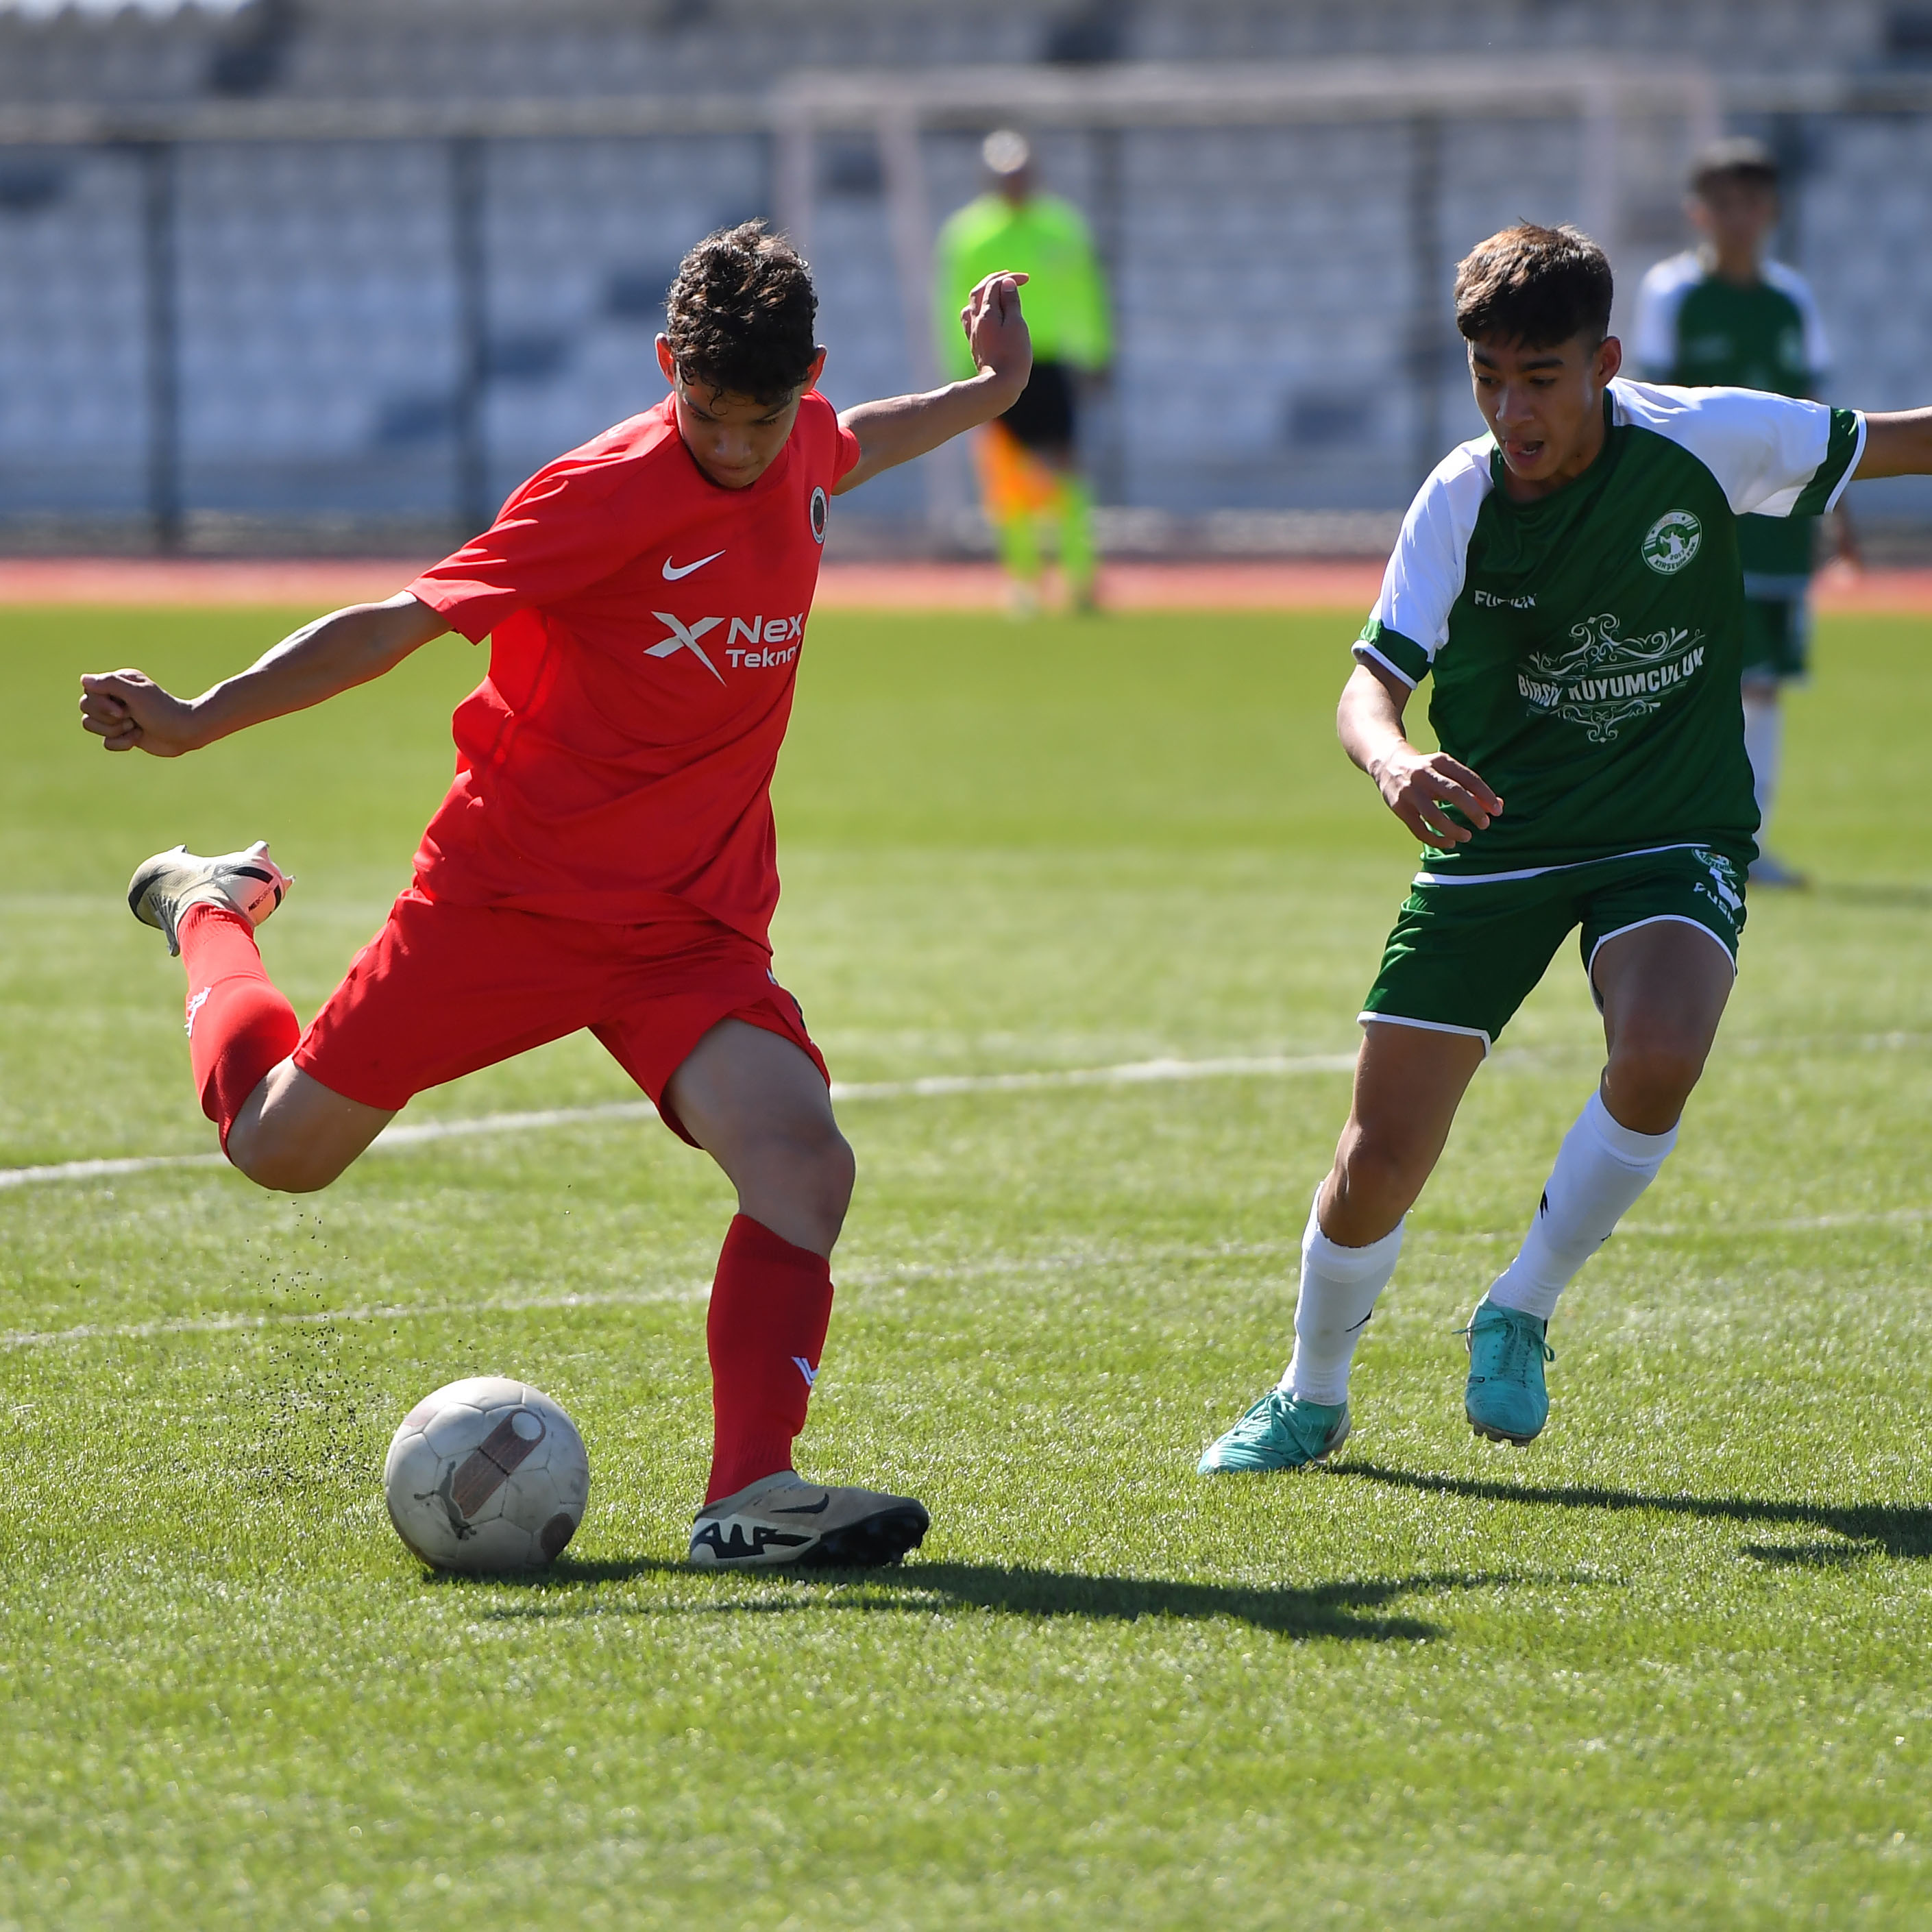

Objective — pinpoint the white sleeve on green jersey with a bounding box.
[1355,436,1495,687]
[1609,378,1866,519]
[1763,259,1832,379]
[1630,252,1702,379]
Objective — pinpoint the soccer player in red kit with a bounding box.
[78,223,1032,1569]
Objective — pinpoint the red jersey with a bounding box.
[404,389,861,942]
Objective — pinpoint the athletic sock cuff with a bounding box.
[176,899,256,947]
[720,1212,833,1282]
[1587,1090,1678,1166]
[1302,1197,1406,1280]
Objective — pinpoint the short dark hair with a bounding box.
[664,221,818,403]
[1453,223,1615,350]
[1689,136,1779,196]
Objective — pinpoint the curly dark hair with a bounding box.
[1453,223,1614,350]
[664,221,819,402]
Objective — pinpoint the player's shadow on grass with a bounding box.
[471,1558,1540,1641]
[1338,1460,1932,1562]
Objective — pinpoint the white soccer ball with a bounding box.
[383,1377,591,1574]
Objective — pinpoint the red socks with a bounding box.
[173,914,832,1482]
[178,903,299,1152]
[705,1213,835,1503]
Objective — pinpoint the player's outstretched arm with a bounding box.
[1853,408,1932,480]
[833,272,1034,494]
[1338,659,1504,847]
[78,591,450,757]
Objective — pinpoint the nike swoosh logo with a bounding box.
[772,1493,832,1515]
[661,550,724,580]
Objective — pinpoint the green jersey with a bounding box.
[933,191,1110,381]
[1356,379,1863,877]
[1632,251,1833,585]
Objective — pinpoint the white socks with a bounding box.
[1485,1090,1677,1324]
[1277,1091,1673,1402]
[1280,1195,1405,1406]
[1741,686,1782,827]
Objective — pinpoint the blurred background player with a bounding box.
[936,130,1111,614]
[1633,136,1857,888]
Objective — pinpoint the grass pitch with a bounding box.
[2,600,1929,1929]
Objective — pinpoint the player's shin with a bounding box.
[178,904,300,1153]
[1282,1192,1406,1405]
[1484,1090,1677,1322]
[705,1212,835,1504]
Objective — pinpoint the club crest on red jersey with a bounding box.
[809,485,828,545]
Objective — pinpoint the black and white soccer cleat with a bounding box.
[688,1471,931,1569]
[126,840,292,955]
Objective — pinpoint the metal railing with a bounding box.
[0,58,1918,549]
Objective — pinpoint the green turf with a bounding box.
[3,602,1929,1929]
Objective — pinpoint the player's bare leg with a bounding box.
[1465,918,1734,1443]
[225,1062,395,1194]
[1199,1022,1485,1473]
[668,1018,928,1568]
[664,1017,854,1257]
[1593,918,1733,1133]
[1321,1022,1489,1247]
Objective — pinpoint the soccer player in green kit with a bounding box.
[935,130,1110,612]
[1200,222,1932,1470]
[1633,138,1852,886]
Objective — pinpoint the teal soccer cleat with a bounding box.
[1462,1300,1555,1445]
[1197,1390,1350,1474]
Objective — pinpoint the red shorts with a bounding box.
[292,887,827,1145]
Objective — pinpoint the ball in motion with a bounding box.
[384,1377,590,1573]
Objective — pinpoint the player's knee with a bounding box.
[741,1118,853,1246]
[225,1122,351,1195]
[805,1124,856,1230]
[1606,1031,1709,1115]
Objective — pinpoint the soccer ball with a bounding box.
[383,1377,591,1574]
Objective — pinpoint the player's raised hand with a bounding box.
[79,669,200,757]
[961,271,1032,395]
[834,273,1035,490]
[1372,745,1504,846]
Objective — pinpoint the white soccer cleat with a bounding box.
[126,840,292,955]
[688,1471,931,1569]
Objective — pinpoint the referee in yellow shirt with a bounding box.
[936,131,1112,613]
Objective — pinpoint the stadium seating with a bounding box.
[0,0,1923,536]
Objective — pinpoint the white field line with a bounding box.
[8,1201,1929,1355]
[0,1053,1357,1195]
[0,1151,229,1189]
[0,1282,716,1352]
[5,1031,1924,1197]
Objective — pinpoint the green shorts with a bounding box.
[1360,844,1750,1051]
[1741,595,1811,683]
